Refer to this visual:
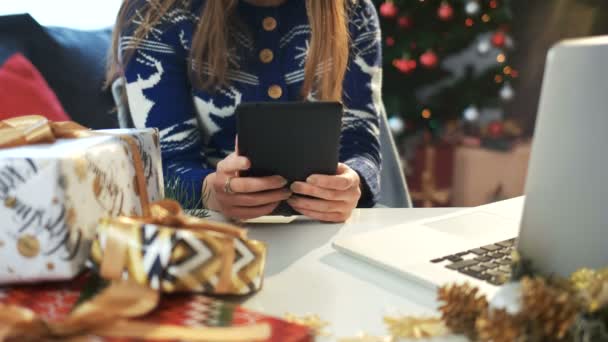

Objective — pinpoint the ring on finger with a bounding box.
[224,176,236,194]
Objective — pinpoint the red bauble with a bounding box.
[386,36,396,47]
[438,2,454,21]
[492,31,507,47]
[488,121,504,138]
[393,58,417,74]
[420,50,439,69]
[398,15,413,29]
[380,1,399,18]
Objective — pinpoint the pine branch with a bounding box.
[164,177,210,218]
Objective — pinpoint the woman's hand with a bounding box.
[287,163,361,222]
[203,153,291,220]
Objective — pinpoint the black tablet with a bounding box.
[236,102,343,215]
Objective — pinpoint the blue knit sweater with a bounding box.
[122,0,383,208]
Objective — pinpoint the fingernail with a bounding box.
[281,177,288,186]
[307,176,317,185]
[290,183,298,192]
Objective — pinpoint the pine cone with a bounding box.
[521,277,580,340]
[438,283,488,339]
[476,309,525,342]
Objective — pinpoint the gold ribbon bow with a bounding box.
[0,280,271,342]
[0,115,150,216]
[93,199,266,295]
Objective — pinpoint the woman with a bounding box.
[108,0,383,222]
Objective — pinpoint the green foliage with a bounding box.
[164,177,210,218]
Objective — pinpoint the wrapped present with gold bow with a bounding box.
[0,115,164,284]
[0,273,314,342]
[89,200,267,295]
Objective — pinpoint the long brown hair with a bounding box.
[107,0,350,101]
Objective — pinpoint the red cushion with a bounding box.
[0,53,70,122]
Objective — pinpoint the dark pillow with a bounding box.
[0,14,117,129]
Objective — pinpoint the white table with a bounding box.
[212,208,470,341]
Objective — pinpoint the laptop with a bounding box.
[333,36,608,297]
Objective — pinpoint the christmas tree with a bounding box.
[375,0,520,143]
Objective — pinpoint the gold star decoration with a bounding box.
[384,315,449,339]
[284,313,331,337]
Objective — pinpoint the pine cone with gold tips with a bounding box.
[476,309,526,342]
[438,283,489,339]
[521,277,580,340]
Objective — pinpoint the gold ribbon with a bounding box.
[97,200,263,295]
[0,280,271,342]
[0,115,150,216]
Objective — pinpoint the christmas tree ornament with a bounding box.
[392,58,417,74]
[419,50,439,69]
[503,119,523,137]
[388,116,405,135]
[465,0,481,15]
[521,277,580,340]
[385,36,396,47]
[380,1,399,18]
[437,2,454,21]
[570,268,608,313]
[463,105,480,121]
[491,31,507,48]
[500,82,515,101]
[487,121,504,138]
[397,15,413,29]
[438,283,489,339]
[477,39,491,54]
[475,309,525,342]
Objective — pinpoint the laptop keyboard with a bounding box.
[430,238,517,286]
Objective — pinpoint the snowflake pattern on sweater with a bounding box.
[122,0,383,208]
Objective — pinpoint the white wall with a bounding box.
[0,0,123,30]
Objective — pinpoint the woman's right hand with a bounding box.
[203,152,291,220]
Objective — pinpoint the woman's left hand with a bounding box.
[287,163,361,222]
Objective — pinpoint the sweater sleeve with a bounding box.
[121,5,211,208]
[341,0,383,208]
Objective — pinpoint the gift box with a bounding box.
[0,119,164,284]
[451,142,530,206]
[89,200,266,296]
[0,274,313,342]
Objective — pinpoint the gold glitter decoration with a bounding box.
[17,234,40,258]
[571,268,608,313]
[66,207,76,227]
[384,316,448,339]
[284,313,330,337]
[4,196,16,208]
[0,240,4,247]
[74,158,87,181]
[93,175,102,197]
[47,263,55,270]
